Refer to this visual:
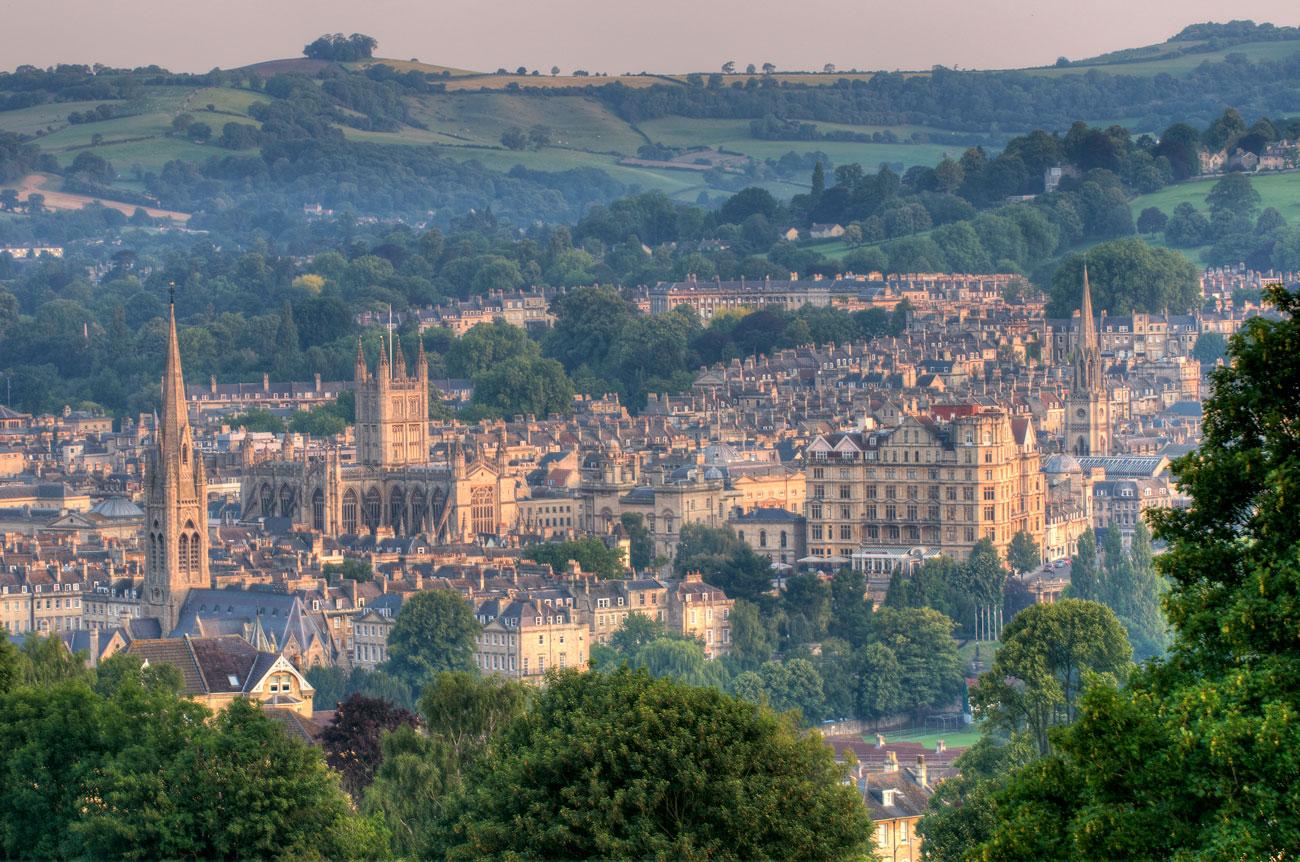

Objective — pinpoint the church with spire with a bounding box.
[239,334,519,544]
[1064,266,1111,457]
[141,293,210,633]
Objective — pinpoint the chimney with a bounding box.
[936,739,946,754]
[886,750,899,773]
[875,733,885,749]
[262,372,270,392]
[916,754,928,789]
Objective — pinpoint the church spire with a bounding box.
[1078,264,1098,354]
[161,286,188,452]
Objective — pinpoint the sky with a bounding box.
[0,0,1297,74]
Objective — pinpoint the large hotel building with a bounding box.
[803,408,1044,567]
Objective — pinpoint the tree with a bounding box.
[1048,239,1199,315]
[1163,201,1210,247]
[1136,206,1168,235]
[869,607,963,714]
[550,65,560,76]
[762,62,776,75]
[442,668,872,861]
[619,512,654,570]
[972,599,1130,755]
[827,568,872,647]
[1205,171,1261,220]
[976,281,1300,859]
[323,693,418,798]
[272,300,301,378]
[1007,530,1040,574]
[304,32,378,61]
[524,536,625,578]
[384,589,480,690]
[1065,529,1101,601]
[856,642,904,719]
[675,523,773,604]
[727,599,776,672]
[721,60,736,74]
[917,734,1037,861]
[417,671,531,767]
[754,658,825,723]
[228,407,284,433]
[323,558,373,583]
[499,126,527,150]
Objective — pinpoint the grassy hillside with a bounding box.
[1131,171,1300,223]
[1128,170,1300,266]
[1022,37,1300,77]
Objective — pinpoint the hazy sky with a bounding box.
[2,0,1297,74]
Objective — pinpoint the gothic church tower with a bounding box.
[1065,266,1110,456]
[354,335,430,467]
[142,295,209,632]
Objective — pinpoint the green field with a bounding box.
[868,728,983,749]
[637,117,957,170]
[1130,171,1300,223]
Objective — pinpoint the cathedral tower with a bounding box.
[1065,267,1110,456]
[355,336,430,467]
[142,294,209,632]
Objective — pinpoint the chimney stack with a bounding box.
[916,754,928,789]
[886,750,899,773]
[875,733,885,749]
[936,739,946,754]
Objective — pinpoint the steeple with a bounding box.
[1078,264,1098,355]
[143,285,210,634]
[416,337,428,381]
[377,335,391,377]
[160,290,188,456]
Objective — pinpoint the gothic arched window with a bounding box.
[178,534,189,573]
[312,489,325,532]
[342,490,358,535]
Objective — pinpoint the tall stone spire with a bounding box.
[142,287,210,634]
[1078,264,1099,355]
[160,292,188,456]
[1073,265,1102,394]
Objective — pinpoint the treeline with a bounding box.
[590,50,1300,133]
[303,32,378,62]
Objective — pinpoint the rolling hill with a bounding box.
[2,20,1299,222]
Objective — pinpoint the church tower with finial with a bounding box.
[1065,266,1110,456]
[142,287,209,633]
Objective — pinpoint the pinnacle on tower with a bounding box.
[377,335,391,371]
[416,337,428,379]
[393,333,407,378]
[354,336,368,382]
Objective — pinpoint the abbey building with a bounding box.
[239,336,519,543]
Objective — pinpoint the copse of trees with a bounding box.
[304,33,379,61]
[0,644,385,860]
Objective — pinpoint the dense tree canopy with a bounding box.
[441,668,872,861]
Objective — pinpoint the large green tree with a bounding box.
[383,589,480,690]
[1048,239,1200,316]
[971,599,1130,755]
[442,668,871,861]
[976,281,1300,859]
